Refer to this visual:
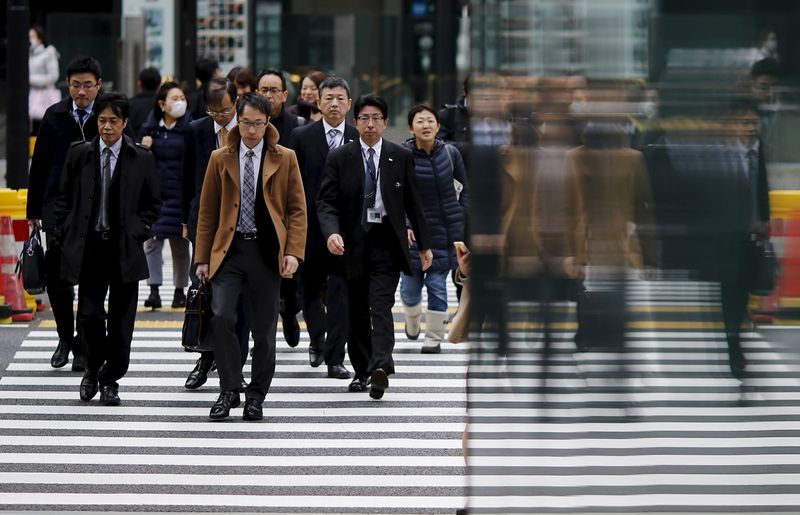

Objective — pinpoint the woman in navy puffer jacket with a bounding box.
[137,81,192,309]
[402,104,469,353]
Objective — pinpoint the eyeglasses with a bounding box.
[257,87,284,95]
[69,82,98,91]
[206,108,233,116]
[239,119,268,130]
[357,115,385,123]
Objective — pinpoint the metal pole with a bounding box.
[177,0,198,89]
[6,0,30,189]
[434,0,457,109]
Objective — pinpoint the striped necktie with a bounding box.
[327,128,340,150]
[239,150,257,233]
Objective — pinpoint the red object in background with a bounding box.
[12,219,29,242]
[781,212,800,299]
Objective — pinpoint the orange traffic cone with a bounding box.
[0,216,33,322]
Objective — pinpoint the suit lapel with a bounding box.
[222,147,241,192]
[261,145,281,195]
[378,140,396,202]
[313,122,329,163]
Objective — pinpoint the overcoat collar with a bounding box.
[219,123,282,192]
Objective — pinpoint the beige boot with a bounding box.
[404,303,423,340]
[421,310,448,354]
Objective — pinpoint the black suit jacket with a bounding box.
[288,120,359,253]
[27,98,100,230]
[316,138,430,277]
[53,135,161,284]
[181,116,218,241]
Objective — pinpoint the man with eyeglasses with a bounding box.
[27,55,104,373]
[195,93,307,421]
[181,77,252,391]
[317,94,432,399]
[288,76,359,380]
[53,93,161,405]
[256,69,306,350]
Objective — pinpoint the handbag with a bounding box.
[751,238,778,296]
[16,227,46,295]
[573,288,626,351]
[181,281,215,352]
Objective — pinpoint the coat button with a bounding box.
[88,196,92,200]
[230,227,234,231]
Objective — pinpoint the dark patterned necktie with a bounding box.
[240,150,257,232]
[96,147,111,231]
[362,147,377,231]
[76,109,87,126]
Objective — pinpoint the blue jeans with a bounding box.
[400,269,449,312]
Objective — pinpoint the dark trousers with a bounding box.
[190,242,249,366]
[298,250,349,365]
[209,237,281,402]
[720,238,757,357]
[45,233,79,352]
[348,224,401,379]
[78,236,139,389]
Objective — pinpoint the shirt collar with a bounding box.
[240,138,264,158]
[158,118,177,130]
[736,139,760,154]
[360,137,383,155]
[72,100,94,115]
[99,136,123,157]
[214,116,238,134]
[323,118,346,135]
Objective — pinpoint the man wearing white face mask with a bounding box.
[138,81,193,309]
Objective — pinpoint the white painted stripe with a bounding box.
[0,472,466,487]
[0,493,465,509]
[0,390,467,402]
[12,350,471,362]
[466,454,800,467]
[467,406,800,418]
[0,453,464,467]
[467,437,800,449]
[0,405,466,417]
[0,376,467,387]
[467,473,800,488]
[0,420,466,433]
[0,435,462,450]
[5,363,470,374]
[466,494,800,509]
[467,421,800,433]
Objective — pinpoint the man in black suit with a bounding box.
[317,94,432,399]
[26,55,103,373]
[181,77,250,390]
[53,93,161,405]
[256,68,306,348]
[288,76,359,378]
[187,57,221,120]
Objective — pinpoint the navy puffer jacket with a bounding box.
[137,111,192,238]
[403,138,469,272]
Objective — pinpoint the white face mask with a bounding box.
[167,100,187,119]
[29,36,39,48]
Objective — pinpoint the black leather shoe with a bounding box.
[144,291,162,310]
[71,353,87,372]
[348,375,368,392]
[79,372,98,402]
[242,398,263,421]
[327,363,351,379]
[184,356,214,390]
[171,288,186,308]
[209,391,240,420]
[99,385,121,406]
[369,368,389,399]
[308,333,325,368]
[51,339,71,369]
[730,348,748,379]
[282,314,300,348]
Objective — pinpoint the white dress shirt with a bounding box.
[98,136,123,179]
[214,116,238,149]
[323,119,347,149]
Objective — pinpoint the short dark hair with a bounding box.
[195,57,219,83]
[204,77,237,107]
[232,67,257,91]
[303,70,328,88]
[66,55,102,82]
[153,81,181,121]
[236,92,271,119]
[751,57,780,79]
[407,103,439,127]
[94,92,129,120]
[257,68,287,91]
[353,94,388,120]
[729,96,760,117]
[30,25,47,47]
[318,76,351,99]
[138,67,161,91]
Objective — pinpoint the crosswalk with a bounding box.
[0,272,799,513]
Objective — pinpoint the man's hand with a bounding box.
[419,249,433,271]
[196,264,210,282]
[407,228,415,248]
[181,225,189,241]
[456,245,471,278]
[281,255,299,277]
[27,219,41,230]
[327,234,345,255]
[562,256,584,280]
[140,135,153,148]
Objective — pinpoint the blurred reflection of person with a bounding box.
[28,25,61,134]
